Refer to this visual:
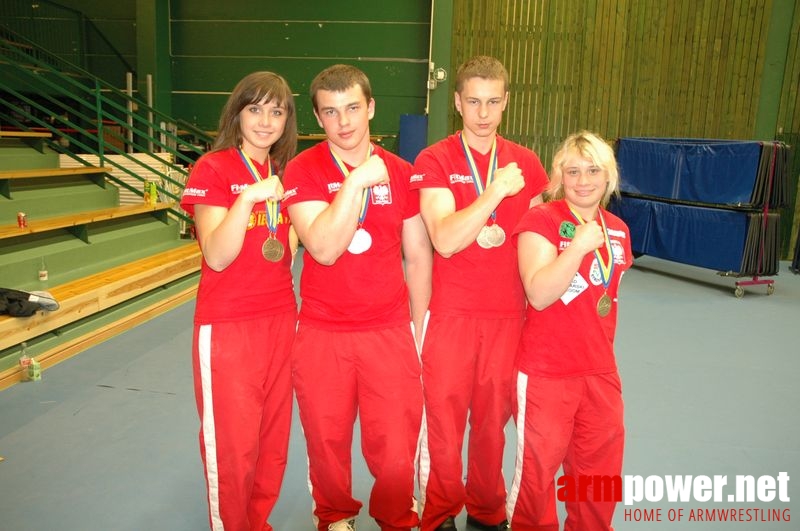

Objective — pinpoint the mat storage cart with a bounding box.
[609,138,791,297]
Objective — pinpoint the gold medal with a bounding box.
[262,238,285,262]
[569,207,616,318]
[476,225,493,249]
[238,149,285,262]
[597,292,612,317]
[487,224,506,247]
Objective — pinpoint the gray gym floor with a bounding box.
[1,251,798,530]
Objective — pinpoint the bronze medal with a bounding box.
[262,238,285,262]
[476,225,493,249]
[597,293,612,317]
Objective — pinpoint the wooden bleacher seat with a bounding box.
[0,242,202,354]
[0,131,54,153]
[0,201,174,240]
[0,166,107,180]
[0,131,52,138]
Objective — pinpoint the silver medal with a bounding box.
[347,227,373,254]
[487,225,506,247]
[476,225,493,249]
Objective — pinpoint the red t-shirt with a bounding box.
[282,142,419,330]
[513,200,632,377]
[410,133,548,317]
[180,147,296,324]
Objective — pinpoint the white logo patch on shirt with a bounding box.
[560,272,588,305]
[589,259,603,286]
[372,183,392,205]
[611,240,626,265]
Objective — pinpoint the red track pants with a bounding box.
[418,315,524,530]
[508,371,624,531]
[292,323,423,531]
[193,310,296,531]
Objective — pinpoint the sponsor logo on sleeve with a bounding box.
[182,187,207,198]
[449,173,474,185]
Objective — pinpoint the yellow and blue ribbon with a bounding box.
[238,148,278,235]
[459,132,499,223]
[568,207,615,291]
[329,145,373,227]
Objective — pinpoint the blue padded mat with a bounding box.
[609,195,747,272]
[617,137,762,206]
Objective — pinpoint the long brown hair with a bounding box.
[212,71,297,172]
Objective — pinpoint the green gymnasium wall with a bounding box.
[0,0,137,85]
[2,0,432,152]
[168,1,431,143]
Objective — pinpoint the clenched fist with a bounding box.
[245,174,284,204]
[490,162,525,198]
[351,155,390,189]
[571,220,605,255]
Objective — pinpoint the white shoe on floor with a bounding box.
[328,518,356,531]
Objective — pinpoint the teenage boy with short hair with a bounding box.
[411,56,549,531]
[283,64,432,531]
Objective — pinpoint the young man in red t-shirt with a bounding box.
[410,56,548,531]
[282,64,432,531]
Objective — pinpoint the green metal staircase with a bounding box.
[0,25,212,213]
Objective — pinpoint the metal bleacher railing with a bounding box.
[0,24,212,227]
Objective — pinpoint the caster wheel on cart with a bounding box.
[734,286,744,298]
[767,284,775,295]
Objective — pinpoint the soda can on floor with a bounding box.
[17,211,27,228]
[144,179,159,206]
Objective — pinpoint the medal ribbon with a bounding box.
[238,148,278,236]
[459,131,499,222]
[329,144,373,227]
[568,207,615,291]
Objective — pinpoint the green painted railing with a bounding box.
[0,26,213,225]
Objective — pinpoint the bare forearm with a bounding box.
[297,181,364,265]
[197,200,256,271]
[524,245,586,310]
[406,259,432,332]
[426,188,504,257]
